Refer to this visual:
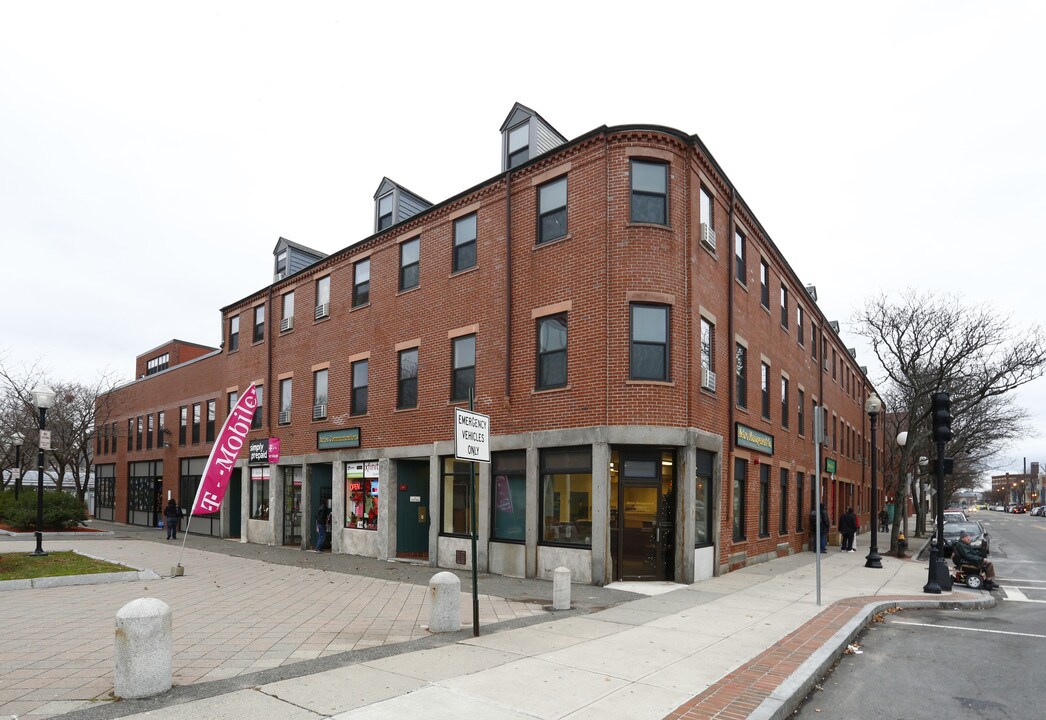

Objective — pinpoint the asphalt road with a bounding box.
[793,511,1046,720]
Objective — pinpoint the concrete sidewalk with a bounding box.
[35,535,992,720]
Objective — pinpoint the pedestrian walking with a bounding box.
[818,502,831,553]
[878,508,889,533]
[163,499,180,541]
[315,501,331,551]
[839,507,857,552]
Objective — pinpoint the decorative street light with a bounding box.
[9,432,25,499]
[865,392,883,569]
[31,385,56,557]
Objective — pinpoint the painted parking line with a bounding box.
[891,620,1046,640]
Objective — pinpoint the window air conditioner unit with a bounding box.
[278,411,291,425]
[700,223,717,250]
[313,403,327,420]
[701,367,717,391]
[280,317,294,332]
[274,272,285,281]
[314,303,329,320]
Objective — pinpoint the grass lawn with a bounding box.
[0,551,129,581]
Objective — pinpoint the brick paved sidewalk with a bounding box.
[663,593,981,720]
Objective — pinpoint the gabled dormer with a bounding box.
[499,102,567,171]
[273,237,327,283]
[373,178,433,233]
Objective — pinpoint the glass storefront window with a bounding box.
[695,450,713,547]
[441,457,473,536]
[540,447,592,546]
[345,461,379,530]
[491,451,526,542]
[250,466,269,520]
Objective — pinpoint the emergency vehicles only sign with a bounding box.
[454,408,490,463]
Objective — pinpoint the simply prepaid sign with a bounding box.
[454,408,490,463]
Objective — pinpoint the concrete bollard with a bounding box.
[428,572,461,633]
[552,566,572,610]
[115,598,172,699]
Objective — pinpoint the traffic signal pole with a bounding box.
[924,392,953,594]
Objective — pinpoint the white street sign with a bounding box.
[454,408,490,463]
[39,430,51,451]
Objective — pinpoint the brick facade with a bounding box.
[95,109,880,585]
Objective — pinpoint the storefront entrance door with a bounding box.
[396,459,429,558]
[611,450,675,581]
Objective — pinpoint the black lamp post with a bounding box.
[864,393,883,569]
[10,432,25,500]
[31,384,56,557]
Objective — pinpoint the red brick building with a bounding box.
[95,104,880,585]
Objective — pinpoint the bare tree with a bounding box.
[853,291,1046,553]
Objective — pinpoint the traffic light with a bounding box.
[931,392,952,444]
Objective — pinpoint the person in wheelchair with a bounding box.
[953,530,995,584]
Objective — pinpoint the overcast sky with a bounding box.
[3,1,1044,485]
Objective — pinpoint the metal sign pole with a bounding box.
[814,406,822,606]
[469,388,480,637]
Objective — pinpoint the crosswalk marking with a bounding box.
[1000,586,1046,603]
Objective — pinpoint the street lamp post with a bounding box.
[31,385,56,557]
[10,432,25,499]
[865,393,883,569]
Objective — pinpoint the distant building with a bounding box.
[95,103,880,585]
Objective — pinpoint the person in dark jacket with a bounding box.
[878,508,889,532]
[818,502,831,553]
[839,507,857,552]
[953,530,995,581]
[163,499,181,541]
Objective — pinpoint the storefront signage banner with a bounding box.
[735,422,774,455]
[190,383,257,516]
[825,458,837,474]
[249,439,268,464]
[268,438,281,464]
[318,427,361,450]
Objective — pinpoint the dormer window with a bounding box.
[377,192,394,231]
[507,123,530,169]
[275,250,287,277]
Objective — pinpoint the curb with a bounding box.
[0,548,161,591]
[749,591,996,720]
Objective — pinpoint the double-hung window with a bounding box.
[206,400,215,441]
[536,314,567,389]
[629,304,669,381]
[452,335,476,401]
[735,231,746,284]
[798,388,806,435]
[736,343,748,408]
[507,123,529,168]
[228,316,239,352]
[377,192,394,231]
[538,176,567,244]
[252,386,263,429]
[761,362,771,419]
[780,286,789,327]
[700,318,715,388]
[313,370,328,420]
[281,291,294,331]
[398,349,418,409]
[279,379,292,425]
[797,306,805,346]
[315,276,330,319]
[351,360,368,415]
[781,377,790,428]
[630,160,667,225]
[399,238,420,291]
[253,305,264,342]
[760,260,770,308]
[353,259,370,307]
[191,403,201,444]
[453,214,477,272]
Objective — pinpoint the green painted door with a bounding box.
[396,460,429,557]
[309,464,333,550]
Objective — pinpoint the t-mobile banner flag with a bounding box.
[190,384,257,516]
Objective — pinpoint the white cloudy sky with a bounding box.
[2,1,1044,483]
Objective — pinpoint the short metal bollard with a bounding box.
[428,572,461,633]
[552,566,571,610]
[115,598,172,699]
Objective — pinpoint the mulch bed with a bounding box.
[0,522,107,534]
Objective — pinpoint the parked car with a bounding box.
[941,510,968,524]
[1009,504,1027,514]
[941,521,990,558]
[1030,505,1045,517]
